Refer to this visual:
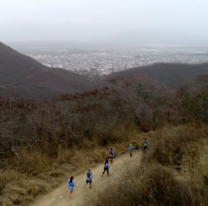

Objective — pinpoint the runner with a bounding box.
[102,160,110,176]
[83,169,93,188]
[109,148,115,163]
[67,176,76,198]
[143,138,149,152]
[129,143,135,157]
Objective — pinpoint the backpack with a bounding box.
[87,172,91,178]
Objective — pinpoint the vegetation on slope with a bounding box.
[107,62,208,87]
[86,124,208,206]
[0,73,207,205]
[0,42,108,100]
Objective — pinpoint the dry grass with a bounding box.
[149,123,208,167]
[0,125,142,206]
[0,164,71,206]
[1,123,207,206]
[86,162,204,206]
[85,123,208,206]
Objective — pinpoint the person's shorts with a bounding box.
[86,180,92,183]
[69,187,74,191]
[144,146,148,149]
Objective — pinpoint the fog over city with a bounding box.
[1,0,208,43]
[1,0,208,76]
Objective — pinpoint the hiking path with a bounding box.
[30,151,141,206]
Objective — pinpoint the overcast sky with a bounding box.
[0,0,208,42]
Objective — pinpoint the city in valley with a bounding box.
[28,46,208,77]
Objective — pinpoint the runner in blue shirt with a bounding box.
[83,169,93,188]
[143,138,149,152]
[129,143,135,157]
[67,176,76,198]
[109,148,115,164]
[102,160,110,176]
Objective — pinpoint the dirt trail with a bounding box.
[29,151,141,206]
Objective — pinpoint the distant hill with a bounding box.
[2,22,208,46]
[101,30,208,47]
[0,42,107,100]
[106,63,208,87]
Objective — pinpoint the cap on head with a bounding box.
[89,169,92,172]
[129,143,132,146]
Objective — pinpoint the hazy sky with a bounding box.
[0,0,208,42]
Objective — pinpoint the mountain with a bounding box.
[101,30,208,47]
[0,42,107,100]
[0,22,129,42]
[106,63,208,87]
[2,23,208,47]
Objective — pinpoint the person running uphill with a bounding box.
[67,176,76,198]
[102,160,110,176]
[143,138,149,152]
[84,169,93,188]
[129,143,134,157]
[109,148,115,164]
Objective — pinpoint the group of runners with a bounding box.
[67,138,149,198]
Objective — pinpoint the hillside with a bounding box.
[0,60,208,205]
[0,42,107,100]
[107,62,208,87]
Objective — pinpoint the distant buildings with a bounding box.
[28,47,208,77]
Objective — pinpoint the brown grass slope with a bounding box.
[0,42,107,100]
[107,62,208,87]
[0,71,207,205]
[86,124,208,206]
